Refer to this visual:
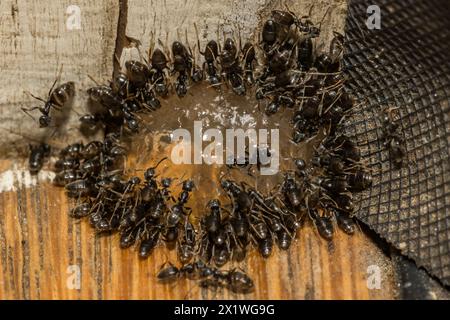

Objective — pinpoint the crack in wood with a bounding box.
[113,0,129,79]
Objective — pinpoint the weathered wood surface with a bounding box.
[0,0,347,151]
[0,0,119,152]
[0,157,396,300]
[124,0,347,55]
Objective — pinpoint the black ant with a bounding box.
[259,19,278,59]
[171,40,192,97]
[23,80,75,127]
[203,199,222,234]
[29,143,51,175]
[220,177,252,215]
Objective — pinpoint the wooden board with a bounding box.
[0,157,396,300]
[0,0,397,300]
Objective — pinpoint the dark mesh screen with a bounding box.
[342,0,450,285]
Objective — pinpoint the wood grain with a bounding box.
[124,0,348,70]
[0,0,348,150]
[0,160,396,300]
[0,0,119,151]
[0,0,396,300]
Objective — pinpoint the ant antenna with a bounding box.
[194,23,204,56]
[150,157,168,170]
[87,74,101,86]
[318,6,331,29]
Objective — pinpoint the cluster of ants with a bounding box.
[23,8,405,294]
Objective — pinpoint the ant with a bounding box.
[123,61,161,111]
[218,32,246,96]
[195,23,221,87]
[171,31,203,97]
[259,19,278,59]
[171,40,192,97]
[226,146,271,175]
[381,107,405,168]
[141,157,168,202]
[314,31,344,73]
[157,261,254,294]
[23,80,75,127]
[139,225,162,258]
[177,218,197,264]
[220,177,252,215]
[148,33,171,97]
[241,42,257,86]
[166,180,194,227]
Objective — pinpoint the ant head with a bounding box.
[144,168,156,181]
[110,173,124,183]
[232,84,246,96]
[87,86,104,102]
[294,158,306,170]
[207,199,221,209]
[155,83,168,97]
[114,72,128,85]
[265,101,279,115]
[223,38,236,51]
[161,177,172,188]
[182,179,194,191]
[39,114,51,127]
[176,82,187,97]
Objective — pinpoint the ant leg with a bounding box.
[159,33,172,65]
[318,6,331,30]
[21,106,44,122]
[148,30,155,63]
[216,21,222,53]
[194,22,206,56]
[384,106,401,120]
[25,91,47,103]
[48,64,62,97]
